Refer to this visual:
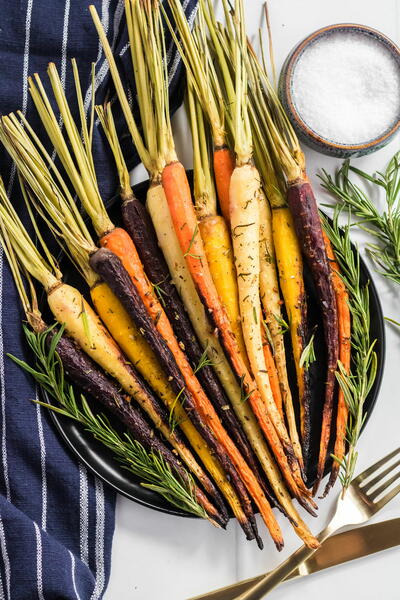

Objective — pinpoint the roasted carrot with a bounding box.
[225,1,296,464]
[213,146,235,226]
[257,189,304,469]
[288,179,339,496]
[260,316,284,418]
[184,81,249,371]
[322,231,351,497]
[199,214,249,370]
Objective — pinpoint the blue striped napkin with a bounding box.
[0,1,197,598]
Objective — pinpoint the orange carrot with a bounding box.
[213,146,235,226]
[322,232,351,497]
[260,317,284,419]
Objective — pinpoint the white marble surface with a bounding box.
[105,2,400,598]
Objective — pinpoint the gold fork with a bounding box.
[230,447,400,600]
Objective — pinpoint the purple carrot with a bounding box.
[287,180,339,495]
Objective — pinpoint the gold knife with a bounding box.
[189,518,400,600]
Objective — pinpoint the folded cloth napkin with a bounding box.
[0,1,196,598]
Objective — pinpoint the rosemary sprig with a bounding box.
[183,225,202,262]
[151,277,169,307]
[320,152,400,286]
[321,211,378,493]
[385,316,400,327]
[273,313,289,336]
[239,374,253,404]
[8,325,206,518]
[261,319,274,354]
[168,387,186,432]
[299,331,316,370]
[193,344,214,374]
[79,298,94,350]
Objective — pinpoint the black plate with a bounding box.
[45,175,386,517]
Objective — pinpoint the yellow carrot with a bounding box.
[200,213,250,372]
[258,189,304,469]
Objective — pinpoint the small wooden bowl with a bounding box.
[279,24,400,158]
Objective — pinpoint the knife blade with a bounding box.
[188,518,400,600]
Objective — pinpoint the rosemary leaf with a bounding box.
[273,313,289,335]
[193,344,214,374]
[299,331,316,370]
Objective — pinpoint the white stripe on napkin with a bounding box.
[22,0,34,114]
[35,399,47,532]
[50,0,71,159]
[79,463,89,566]
[0,518,11,600]
[0,252,10,504]
[60,0,71,86]
[90,478,105,600]
[34,522,45,600]
[69,550,82,600]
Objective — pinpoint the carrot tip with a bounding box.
[298,496,318,517]
[312,479,321,497]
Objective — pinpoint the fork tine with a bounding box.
[375,482,400,511]
[362,458,400,492]
[368,470,400,501]
[354,447,400,485]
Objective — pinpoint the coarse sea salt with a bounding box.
[291,31,400,145]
